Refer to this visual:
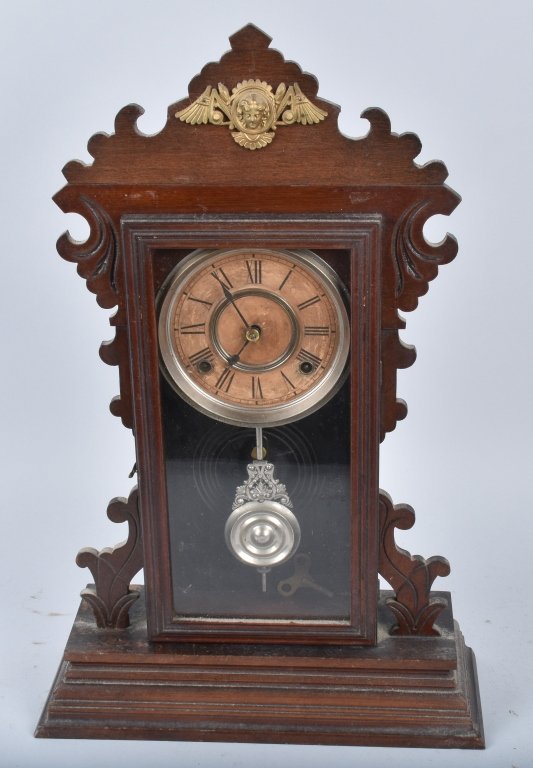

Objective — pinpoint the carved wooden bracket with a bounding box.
[76,488,143,628]
[57,196,121,310]
[380,328,417,440]
[378,491,451,635]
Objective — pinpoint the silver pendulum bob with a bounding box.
[225,427,301,592]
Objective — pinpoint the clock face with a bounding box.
[158,248,350,426]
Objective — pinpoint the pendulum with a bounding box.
[225,427,301,592]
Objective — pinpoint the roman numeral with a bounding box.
[179,323,206,335]
[251,376,264,399]
[297,295,321,311]
[280,370,295,390]
[210,267,233,290]
[215,367,235,392]
[246,259,262,284]
[278,269,293,290]
[188,347,213,365]
[304,326,330,336]
[187,295,213,307]
[297,348,322,366]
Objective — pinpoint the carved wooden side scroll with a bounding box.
[76,489,143,628]
[378,492,451,635]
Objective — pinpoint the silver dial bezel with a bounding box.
[157,247,350,427]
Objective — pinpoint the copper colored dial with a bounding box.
[158,248,350,426]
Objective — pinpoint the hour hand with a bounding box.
[227,338,250,366]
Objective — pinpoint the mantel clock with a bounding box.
[37,25,484,748]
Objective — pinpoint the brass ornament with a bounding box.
[175,80,327,150]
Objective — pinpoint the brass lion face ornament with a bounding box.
[175,79,327,150]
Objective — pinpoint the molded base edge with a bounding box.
[36,589,484,749]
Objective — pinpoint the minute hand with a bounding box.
[222,284,250,329]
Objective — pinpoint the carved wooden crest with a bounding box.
[56,24,459,442]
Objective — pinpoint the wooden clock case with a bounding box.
[36,25,484,748]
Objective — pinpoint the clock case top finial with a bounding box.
[58,22,456,190]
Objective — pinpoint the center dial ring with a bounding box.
[210,288,300,372]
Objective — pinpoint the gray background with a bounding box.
[1,1,532,766]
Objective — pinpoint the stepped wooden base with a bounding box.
[36,588,483,748]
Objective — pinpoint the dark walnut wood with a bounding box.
[378,492,451,635]
[35,589,483,748]
[39,24,483,747]
[76,488,143,628]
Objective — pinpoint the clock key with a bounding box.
[297,575,334,598]
[277,553,333,598]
